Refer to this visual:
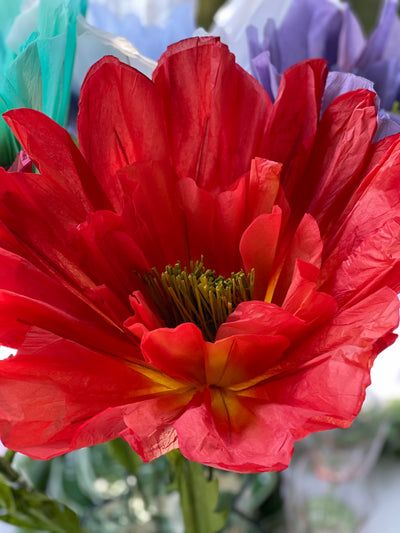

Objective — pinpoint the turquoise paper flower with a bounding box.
[0,0,23,72]
[0,0,87,166]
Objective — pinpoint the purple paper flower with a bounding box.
[247,0,400,114]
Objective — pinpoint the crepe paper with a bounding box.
[0,39,399,473]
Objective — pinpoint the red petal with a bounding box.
[289,90,376,229]
[323,134,400,268]
[245,158,283,223]
[205,334,289,388]
[0,165,100,292]
[77,56,169,211]
[178,176,247,275]
[118,161,188,270]
[174,390,293,472]
[239,207,282,299]
[120,392,198,462]
[309,90,376,218]
[321,218,400,305]
[0,329,173,459]
[4,109,110,211]
[264,60,328,200]
[272,213,323,305]
[153,37,272,191]
[0,248,137,357]
[216,300,305,340]
[141,323,206,385]
[282,259,338,328]
[71,210,149,302]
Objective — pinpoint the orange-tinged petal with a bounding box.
[206,334,289,388]
[240,207,282,299]
[141,323,207,385]
[245,157,282,222]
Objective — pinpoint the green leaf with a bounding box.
[0,481,14,511]
[0,454,88,533]
[168,450,227,533]
[108,438,142,475]
[0,483,88,533]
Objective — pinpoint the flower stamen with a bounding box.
[141,258,254,340]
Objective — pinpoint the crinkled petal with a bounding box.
[77,55,169,212]
[307,89,377,234]
[174,389,294,472]
[0,328,176,459]
[153,37,272,192]
[264,59,328,201]
[323,133,400,265]
[4,109,110,211]
[322,218,400,305]
[217,300,305,340]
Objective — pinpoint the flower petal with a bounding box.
[264,59,328,200]
[307,89,377,235]
[4,109,110,211]
[141,323,206,385]
[118,161,188,270]
[0,248,136,357]
[174,389,294,472]
[0,328,173,459]
[217,300,304,340]
[239,208,282,299]
[77,55,169,211]
[322,218,400,305]
[206,334,289,388]
[153,37,272,191]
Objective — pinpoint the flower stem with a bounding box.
[168,450,227,533]
[4,449,16,463]
[0,450,20,484]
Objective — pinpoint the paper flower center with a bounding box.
[141,258,254,341]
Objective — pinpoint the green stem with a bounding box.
[0,455,20,484]
[168,450,227,533]
[4,449,16,464]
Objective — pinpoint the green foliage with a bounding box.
[349,0,382,34]
[107,438,142,476]
[196,0,225,29]
[168,450,227,533]
[0,456,87,533]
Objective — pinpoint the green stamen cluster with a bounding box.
[141,258,254,341]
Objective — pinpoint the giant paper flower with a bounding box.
[0,37,399,473]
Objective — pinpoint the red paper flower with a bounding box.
[0,37,399,473]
